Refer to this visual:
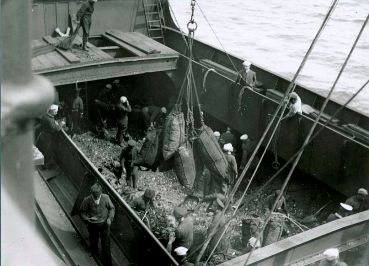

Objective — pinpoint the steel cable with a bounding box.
[193,0,340,263]
[243,12,369,266]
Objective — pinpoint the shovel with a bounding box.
[302,201,332,224]
[57,24,81,50]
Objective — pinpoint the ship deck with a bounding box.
[32,30,179,85]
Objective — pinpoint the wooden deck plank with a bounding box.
[32,57,44,71]
[106,30,177,55]
[74,36,112,60]
[44,52,68,68]
[43,35,80,63]
[102,34,146,56]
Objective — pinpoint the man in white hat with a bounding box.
[213,131,221,143]
[241,60,257,88]
[319,248,347,266]
[326,203,353,223]
[167,207,193,254]
[112,96,131,145]
[173,246,194,265]
[223,143,238,186]
[282,92,302,120]
[239,133,253,171]
[345,188,369,214]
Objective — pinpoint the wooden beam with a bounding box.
[43,36,80,63]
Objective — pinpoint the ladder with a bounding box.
[142,0,165,44]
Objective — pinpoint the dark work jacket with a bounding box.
[80,194,115,224]
[173,217,194,250]
[40,114,61,134]
[113,103,131,124]
[77,1,95,21]
[345,195,369,213]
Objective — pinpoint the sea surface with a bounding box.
[168,0,369,116]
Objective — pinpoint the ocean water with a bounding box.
[168,0,369,116]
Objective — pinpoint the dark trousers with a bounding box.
[123,162,138,188]
[87,222,112,266]
[70,111,81,135]
[116,117,128,145]
[81,16,91,45]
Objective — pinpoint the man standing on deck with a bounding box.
[80,183,115,266]
[76,0,97,51]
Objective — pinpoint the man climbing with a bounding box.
[282,92,302,120]
[76,0,97,51]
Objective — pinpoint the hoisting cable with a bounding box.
[237,78,369,213]
[192,1,339,263]
[208,19,369,266]
[195,1,240,73]
[243,13,369,266]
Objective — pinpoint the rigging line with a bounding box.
[237,78,369,213]
[195,1,239,73]
[193,1,339,262]
[243,13,369,266]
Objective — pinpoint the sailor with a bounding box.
[69,87,84,138]
[130,189,156,212]
[40,104,62,134]
[167,206,194,253]
[76,0,97,51]
[223,143,238,187]
[79,183,115,266]
[113,96,132,145]
[173,247,194,266]
[239,134,253,171]
[319,248,347,266]
[345,188,369,214]
[213,131,221,143]
[206,195,229,257]
[326,203,353,223]
[282,92,302,120]
[241,60,257,88]
[119,139,139,189]
[220,127,236,148]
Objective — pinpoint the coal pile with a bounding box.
[73,130,340,264]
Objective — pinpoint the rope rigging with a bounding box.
[243,12,369,266]
[192,0,340,263]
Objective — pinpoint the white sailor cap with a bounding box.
[290,92,298,99]
[161,107,167,113]
[223,143,233,152]
[213,131,220,137]
[358,188,368,196]
[323,248,339,261]
[248,237,261,248]
[243,60,251,67]
[174,246,188,256]
[49,104,58,111]
[240,134,248,140]
[340,203,353,211]
[120,96,128,103]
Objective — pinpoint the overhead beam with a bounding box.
[34,56,178,86]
